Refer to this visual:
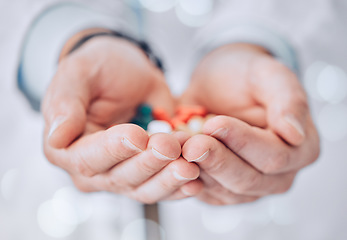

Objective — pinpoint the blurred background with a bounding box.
[1,0,347,239]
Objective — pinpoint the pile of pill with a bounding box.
[130,104,215,135]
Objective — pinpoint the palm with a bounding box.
[180,44,270,127]
[68,37,175,133]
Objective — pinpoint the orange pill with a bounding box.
[171,117,185,129]
[152,108,171,122]
[176,105,207,116]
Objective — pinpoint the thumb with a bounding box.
[250,59,308,146]
[42,59,90,148]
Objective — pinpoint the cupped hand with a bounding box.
[42,36,202,203]
[180,43,320,205]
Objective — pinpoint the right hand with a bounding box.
[42,35,202,204]
[179,43,319,205]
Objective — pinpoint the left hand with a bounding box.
[179,43,320,205]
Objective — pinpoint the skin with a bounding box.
[42,31,320,205]
[180,43,320,205]
[42,30,203,204]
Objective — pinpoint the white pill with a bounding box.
[187,117,204,134]
[147,120,173,134]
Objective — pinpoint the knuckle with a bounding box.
[230,131,248,153]
[261,150,290,174]
[106,174,134,193]
[159,178,176,192]
[137,159,158,176]
[105,176,123,193]
[233,172,260,194]
[204,157,228,174]
[72,155,96,177]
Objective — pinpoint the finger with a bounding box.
[44,124,149,176]
[250,58,309,145]
[180,81,267,128]
[162,179,204,201]
[128,158,200,204]
[203,116,319,174]
[197,171,260,205]
[196,191,259,206]
[90,132,181,191]
[171,131,192,146]
[42,58,91,149]
[75,158,200,203]
[182,133,296,196]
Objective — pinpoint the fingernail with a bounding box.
[152,148,177,161]
[181,188,195,196]
[187,150,209,163]
[173,171,196,181]
[48,116,67,138]
[284,115,305,137]
[210,128,228,138]
[121,137,143,153]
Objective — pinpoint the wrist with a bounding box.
[60,30,163,71]
[209,43,271,59]
[59,28,112,61]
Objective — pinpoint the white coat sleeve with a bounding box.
[193,0,315,75]
[18,2,135,110]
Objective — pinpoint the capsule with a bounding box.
[147,120,173,135]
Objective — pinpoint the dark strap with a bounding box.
[68,31,163,70]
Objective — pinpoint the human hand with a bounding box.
[42,33,202,203]
[180,43,320,205]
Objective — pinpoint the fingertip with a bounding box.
[171,158,201,180]
[181,179,204,196]
[148,133,181,160]
[202,115,234,136]
[171,131,191,146]
[182,134,211,163]
[43,91,88,149]
[108,123,149,151]
[48,115,85,149]
[273,114,306,146]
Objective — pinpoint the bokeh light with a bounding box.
[304,61,328,101]
[178,0,213,16]
[201,207,241,234]
[317,104,347,142]
[121,218,165,240]
[240,200,271,226]
[316,65,347,104]
[37,199,77,238]
[269,198,297,225]
[53,186,93,224]
[1,168,20,201]
[304,62,347,104]
[139,0,177,12]
[175,0,213,27]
